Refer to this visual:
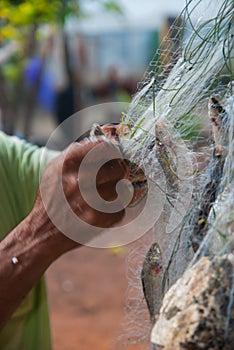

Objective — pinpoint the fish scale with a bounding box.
[141,242,163,326]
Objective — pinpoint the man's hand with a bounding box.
[0,138,129,330]
[32,137,128,252]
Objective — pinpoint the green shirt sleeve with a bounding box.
[0,131,58,350]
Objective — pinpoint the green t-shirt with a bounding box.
[0,131,57,350]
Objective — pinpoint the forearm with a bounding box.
[0,214,77,331]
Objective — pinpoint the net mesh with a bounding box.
[116,0,234,347]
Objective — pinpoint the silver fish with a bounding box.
[141,242,163,325]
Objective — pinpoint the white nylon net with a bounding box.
[116,0,234,348]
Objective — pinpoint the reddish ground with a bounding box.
[46,246,129,350]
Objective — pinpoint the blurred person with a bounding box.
[25,34,56,115]
[24,33,56,137]
[0,129,128,349]
[106,66,120,100]
[25,30,78,130]
[90,66,134,104]
[52,32,77,125]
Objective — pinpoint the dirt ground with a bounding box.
[46,246,130,350]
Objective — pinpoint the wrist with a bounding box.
[6,217,56,269]
[25,210,80,262]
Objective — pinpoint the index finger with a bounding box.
[75,140,129,186]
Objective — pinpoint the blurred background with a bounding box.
[0,1,186,349]
[0,0,186,144]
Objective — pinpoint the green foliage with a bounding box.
[102,1,123,15]
[53,0,81,26]
[3,61,23,82]
[0,0,123,41]
[0,0,123,37]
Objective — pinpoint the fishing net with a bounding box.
[116,0,234,348]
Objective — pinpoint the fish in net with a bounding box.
[115,0,234,348]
